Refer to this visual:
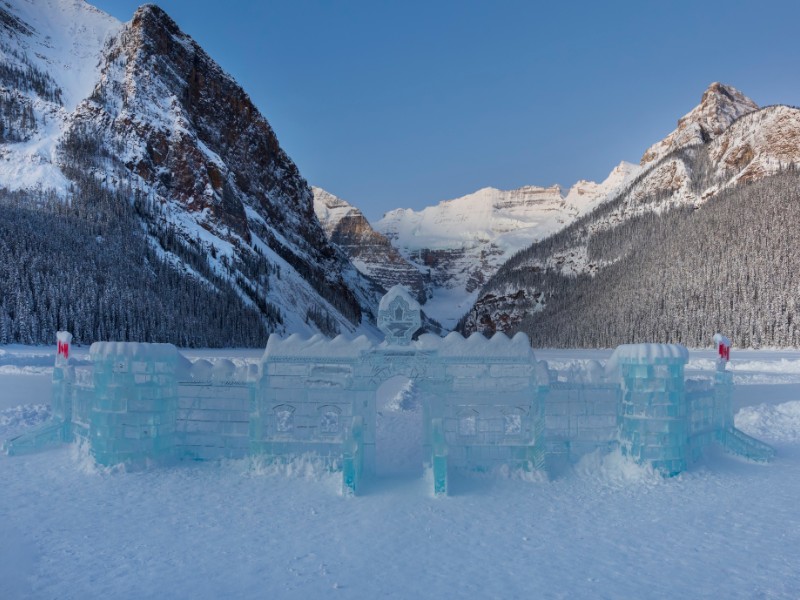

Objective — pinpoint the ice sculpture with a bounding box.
[377,285,421,345]
[4,292,775,494]
[611,341,774,473]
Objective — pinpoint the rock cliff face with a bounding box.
[461,83,800,339]
[313,187,429,303]
[0,0,380,344]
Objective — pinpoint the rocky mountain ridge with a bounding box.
[313,186,428,303]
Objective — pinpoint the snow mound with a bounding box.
[735,401,800,443]
[0,404,51,438]
[384,379,419,412]
[241,454,342,486]
[574,448,661,486]
[69,439,126,475]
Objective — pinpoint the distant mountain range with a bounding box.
[317,82,800,347]
[315,162,639,329]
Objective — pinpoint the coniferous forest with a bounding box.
[486,170,800,348]
[0,179,278,347]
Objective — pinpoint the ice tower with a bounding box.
[88,343,180,467]
[615,344,690,475]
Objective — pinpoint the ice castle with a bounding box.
[4,287,774,495]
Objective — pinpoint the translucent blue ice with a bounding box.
[4,293,774,493]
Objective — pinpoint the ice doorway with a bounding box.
[375,375,423,477]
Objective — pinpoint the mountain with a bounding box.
[357,162,639,329]
[0,0,381,346]
[640,82,758,166]
[460,83,800,347]
[313,187,429,303]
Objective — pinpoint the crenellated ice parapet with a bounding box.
[264,333,374,359]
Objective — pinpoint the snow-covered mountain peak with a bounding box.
[0,0,386,343]
[0,0,121,194]
[564,161,640,215]
[641,82,758,166]
[365,172,633,328]
[2,0,121,110]
[377,184,568,251]
[312,185,355,231]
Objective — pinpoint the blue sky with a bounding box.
[92,0,800,222]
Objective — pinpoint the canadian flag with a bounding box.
[713,333,731,363]
[56,331,72,363]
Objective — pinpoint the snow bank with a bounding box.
[0,404,51,439]
[574,448,661,486]
[735,401,800,443]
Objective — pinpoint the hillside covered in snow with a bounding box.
[0,0,382,346]
[460,83,800,348]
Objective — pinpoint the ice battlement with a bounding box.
[3,289,775,495]
[608,343,690,365]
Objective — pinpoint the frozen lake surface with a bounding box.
[1,344,799,598]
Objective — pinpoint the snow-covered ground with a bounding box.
[2,345,800,599]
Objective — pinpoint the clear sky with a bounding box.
[92,0,800,222]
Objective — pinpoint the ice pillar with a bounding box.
[52,331,74,441]
[712,334,733,430]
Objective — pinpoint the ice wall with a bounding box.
[2,311,776,493]
[545,382,620,464]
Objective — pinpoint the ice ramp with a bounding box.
[717,427,775,462]
[3,420,68,456]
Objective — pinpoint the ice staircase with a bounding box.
[717,426,776,462]
[2,420,68,455]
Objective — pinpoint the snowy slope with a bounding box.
[0,0,383,344]
[3,0,120,110]
[462,83,800,340]
[2,345,800,598]
[0,0,120,191]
